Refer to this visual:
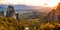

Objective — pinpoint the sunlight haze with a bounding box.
[0,0,60,7]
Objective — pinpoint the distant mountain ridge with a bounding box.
[0,4,53,13]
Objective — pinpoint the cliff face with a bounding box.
[46,3,60,22]
[55,3,60,21]
[6,5,16,19]
[56,3,60,10]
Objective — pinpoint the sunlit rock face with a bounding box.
[56,3,60,10]
[55,3,60,21]
[46,3,60,22]
[6,5,16,19]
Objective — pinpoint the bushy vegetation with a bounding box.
[38,22,60,30]
[0,16,60,30]
[0,16,25,30]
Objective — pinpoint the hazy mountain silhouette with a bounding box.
[0,4,52,13]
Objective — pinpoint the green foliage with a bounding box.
[0,16,24,30]
[0,16,60,30]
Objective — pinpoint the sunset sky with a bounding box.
[0,0,60,7]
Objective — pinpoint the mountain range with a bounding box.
[0,4,53,13]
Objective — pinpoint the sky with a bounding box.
[0,0,60,7]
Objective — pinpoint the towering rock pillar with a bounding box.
[56,3,60,10]
[55,3,60,21]
[46,3,60,22]
[16,13,20,20]
[6,5,16,19]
